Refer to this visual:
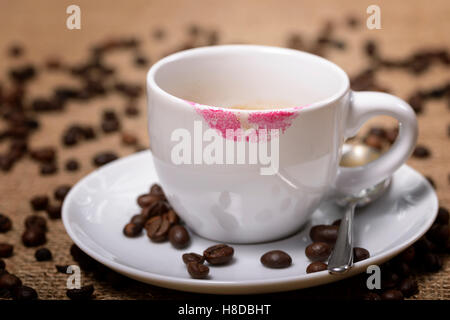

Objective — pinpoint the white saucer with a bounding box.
[62,150,438,294]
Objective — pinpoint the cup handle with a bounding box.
[335,91,418,194]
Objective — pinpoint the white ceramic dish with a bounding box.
[62,150,438,294]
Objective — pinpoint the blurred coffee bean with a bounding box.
[66,284,94,300]
[30,147,55,163]
[40,162,58,175]
[93,152,118,166]
[141,201,169,220]
[381,289,404,300]
[362,292,381,300]
[145,215,170,242]
[46,203,62,219]
[306,262,327,273]
[137,194,159,208]
[8,44,23,57]
[25,215,47,232]
[12,286,38,301]
[101,118,120,133]
[55,265,70,273]
[353,247,370,262]
[412,145,431,158]
[435,207,449,225]
[363,134,383,150]
[399,278,419,297]
[408,93,424,114]
[182,253,205,264]
[130,214,146,228]
[9,64,36,83]
[121,132,138,145]
[35,248,52,261]
[54,185,71,201]
[204,244,234,265]
[260,250,292,268]
[169,225,190,249]
[30,196,49,212]
[0,243,13,258]
[309,225,339,244]
[152,28,165,40]
[22,229,46,247]
[382,271,399,288]
[414,236,436,254]
[187,262,209,279]
[65,158,80,171]
[423,253,442,272]
[400,246,415,263]
[394,261,411,277]
[0,273,22,290]
[165,210,179,225]
[123,223,142,237]
[305,242,331,262]
[150,184,165,197]
[0,214,12,233]
[364,40,377,57]
[134,55,148,67]
[427,224,449,246]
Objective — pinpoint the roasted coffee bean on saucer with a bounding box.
[186,262,209,279]
[309,225,339,244]
[306,261,327,273]
[145,215,170,242]
[353,247,370,262]
[260,250,292,268]
[123,223,143,237]
[182,253,205,264]
[203,244,234,265]
[137,194,160,208]
[168,225,190,249]
[305,242,331,262]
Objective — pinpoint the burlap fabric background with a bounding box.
[0,0,449,299]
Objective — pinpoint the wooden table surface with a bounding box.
[0,0,449,300]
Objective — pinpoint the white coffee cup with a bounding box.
[146,45,417,243]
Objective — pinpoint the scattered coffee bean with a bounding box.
[125,104,139,116]
[40,162,58,175]
[56,265,70,273]
[423,253,442,272]
[22,229,46,247]
[400,246,415,263]
[182,253,205,264]
[309,225,339,244]
[134,56,148,67]
[145,215,170,242]
[8,44,23,57]
[169,225,190,249]
[427,224,449,246]
[204,244,234,265]
[24,215,47,232]
[65,158,80,171]
[394,261,411,277]
[305,242,331,262]
[382,271,399,288]
[137,194,160,208]
[66,284,94,300]
[12,286,38,301]
[30,195,49,211]
[306,261,327,273]
[93,151,118,166]
[353,247,370,262]
[435,207,449,225]
[0,243,13,258]
[101,118,120,133]
[381,289,404,300]
[0,273,22,290]
[46,203,62,219]
[54,185,71,201]
[412,145,431,158]
[364,40,377,57]
[362,292,381,300]
[30,147,56,163]
[260,250,292,268]
[121,132,138,145]
[186,262,209,279]
[408,93,424,114]
[399,278,419,297]
[0,214,12,233]
[152,28,165,40]
[35,248,52,261]
[123,223,143,237]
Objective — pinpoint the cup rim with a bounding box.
[147,44,350,114]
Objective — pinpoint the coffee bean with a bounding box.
[145,215,170,242]
[30,147,56,163]
[65,158,80,171]
[101,118,120,133]
[427,224,449,246]
[134,56,148,67]
[0,273,22,290]
[9,64,36,83]
[0,243,13,258]
[408,93,424,114]
[54,185,71,201]
[165,210,179,225]
[412,145,431,158]
[435,207,449,225]
[182,253,205,264]
[353,247,370,262]
[152,28,165,40]
[8,44,23,57]
[25,215,47,232]
[363,134,383,150]
[362,292,381,300]
[123,223,143,237]
[0,259,5,271]
[137,194,160,208]
[382,271,399,288]
[400,246,415,263]
[381,289,404,300]
[306,261,327,273]
[66,284,94,300]
[305,242,331,262]
[40,162,58,175]
[260,250,292,268]
[46,203,62,219]
[169,225,190,249]
[130,214,146,228]
[93,152,118,166]
[186,262,209,279]
[55,265,70,273]
[309,225,339,244]
[203,244,234,265]
[22,229,46,247]
[414,236,435,254]
[150,184,165,197]
[12,286,38,301]
[399,278,419,297]
[0,214,12,233]
[423,253,442,272]
[30,195,49,211]
[35,248,52,261]
[81,126,96,140]
[125,103,139,116]
[364,40,377,57]
[394,261,411,277]
[121,132,138,145]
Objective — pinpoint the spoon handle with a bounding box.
[327,202,356,274]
